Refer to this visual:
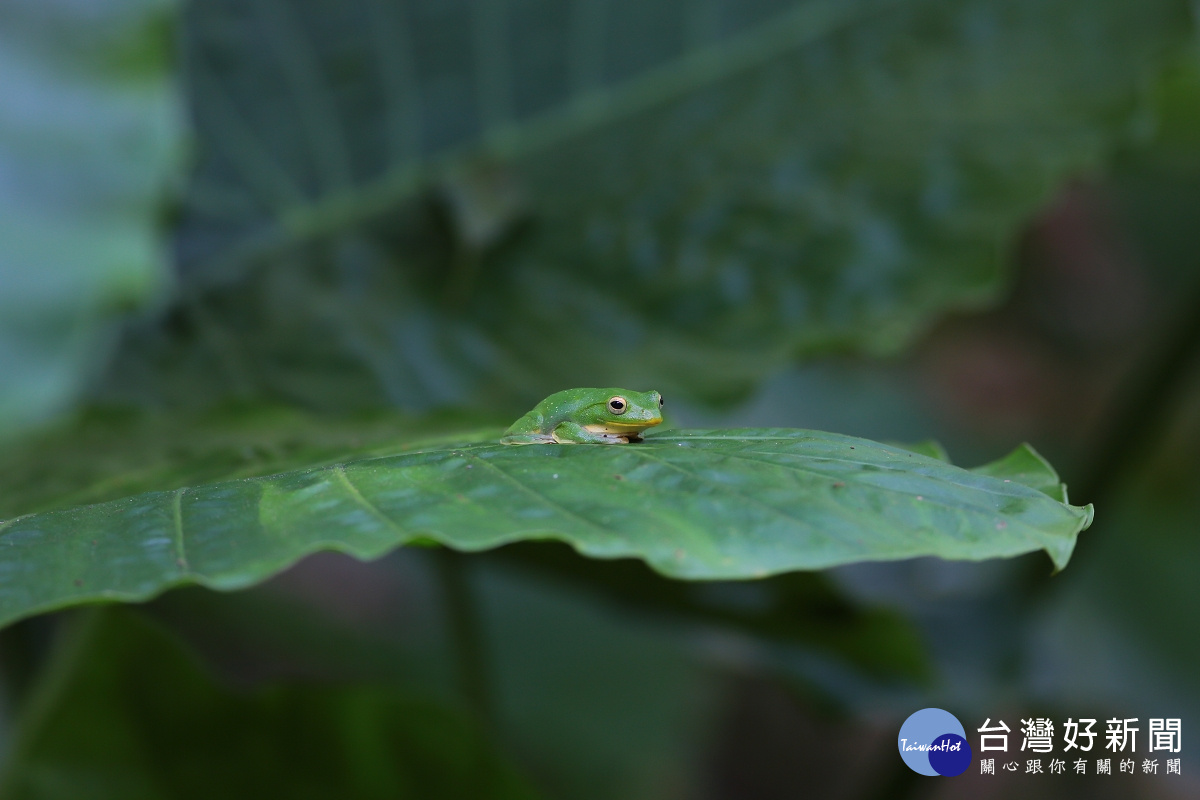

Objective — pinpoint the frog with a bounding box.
[500,388,665,444]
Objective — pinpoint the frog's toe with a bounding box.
[500,433,556,445]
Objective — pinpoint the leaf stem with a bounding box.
[432,548,494,732]
[0,610,104,794]
[1022,271,1200,589]
[1074,273,1200,508]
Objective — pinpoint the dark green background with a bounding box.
[2,0,1198,797]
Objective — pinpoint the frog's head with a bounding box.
[584,388,664,433]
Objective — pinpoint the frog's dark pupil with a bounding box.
[611,400,623,410]
[659,397,664,406]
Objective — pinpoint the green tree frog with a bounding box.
[501,388,665,444]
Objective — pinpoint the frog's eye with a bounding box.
[658,396,664,407]
[607,396,628,415]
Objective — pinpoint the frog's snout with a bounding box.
[648,393,665,425]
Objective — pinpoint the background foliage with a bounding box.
[2,0,1200,797]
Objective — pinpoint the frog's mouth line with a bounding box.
[585,418,662,434]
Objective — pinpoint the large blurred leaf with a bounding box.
[0,0,185,441]
[0,429,1092,629]
[1021,404,1200,771]
[472,560,718,800]
[0,607,538,800]
[1022,153,1200,720]
[496,541,930,684]
[95,0,1189,411]
[1032,464,1200,702]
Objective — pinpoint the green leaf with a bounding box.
[0,608,539,800]
[887,439,951,463]
[0,429,1092,629]
[96,0,1189,411]
[969,442,1070,502]
[0,0,186,442]
[0,404,502,521]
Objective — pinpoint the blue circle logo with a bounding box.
[897,708,972,776]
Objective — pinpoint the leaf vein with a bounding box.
[171,487,190,575]
[467,455,624,541]
[197,0,899,276]
[628,448,832,535]
[727,450,1064,526]
[364,0,424,163]
[190,62,307,213]
[739,449,1052,502]
[331,464,412,539]
[474,0,514,129]
[254,0,354,191]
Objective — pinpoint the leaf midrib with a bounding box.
[194,0,903,283]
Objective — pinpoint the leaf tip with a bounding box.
[1078,502,1095,532]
